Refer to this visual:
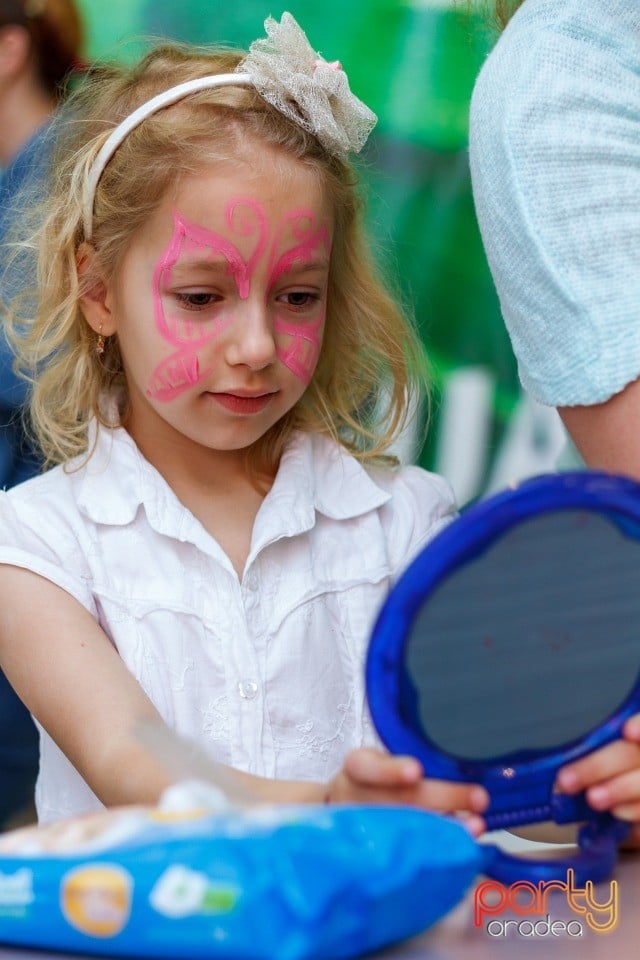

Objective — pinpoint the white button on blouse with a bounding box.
[238,680,259,700]
[0,425,456,823]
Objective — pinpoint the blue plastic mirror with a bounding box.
[366,472,640,883]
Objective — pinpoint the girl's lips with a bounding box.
[208,392,275,414]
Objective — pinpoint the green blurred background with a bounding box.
[76,0,565,504]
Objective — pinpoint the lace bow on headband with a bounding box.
[83,13,377,238]
[238,12,377,157]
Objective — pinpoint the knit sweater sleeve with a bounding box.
[469,0,640,406]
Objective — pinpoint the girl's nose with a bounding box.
[224,302,277,371]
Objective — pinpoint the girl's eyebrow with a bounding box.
[170,257,230,275]
[169,257,330,277]
[277,258,330,275]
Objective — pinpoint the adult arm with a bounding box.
[470,2,640,447]
[559,380,640,479]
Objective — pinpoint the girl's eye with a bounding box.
[174,292,221,311]
[277,291,321,311]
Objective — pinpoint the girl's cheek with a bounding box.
[145,319,230,402]
[146,346,206,402]
[274,306,325,386]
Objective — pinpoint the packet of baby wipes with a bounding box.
[0,782,482,959]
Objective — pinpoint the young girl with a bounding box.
[0,13,489,827]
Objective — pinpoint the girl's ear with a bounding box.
[76,242,117,337]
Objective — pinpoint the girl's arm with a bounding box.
[0,565,174,806]
[0,565,487,823]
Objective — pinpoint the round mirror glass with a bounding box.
[404,509,640,760]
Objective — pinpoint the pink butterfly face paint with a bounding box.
[269,210,330,385]
[147,201,330,403]
[148,200,268,402]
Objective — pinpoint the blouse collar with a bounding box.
[73,423,391,551]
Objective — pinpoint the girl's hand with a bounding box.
[557,713,640,850]
[325,747,488,836]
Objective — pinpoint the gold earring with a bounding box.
[96,322,105,356]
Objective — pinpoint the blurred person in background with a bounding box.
[0,0,84,827]
[470,0,640,478]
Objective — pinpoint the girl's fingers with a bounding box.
[340,748,489,813]
[343,748,423,787]
[456,812,486,837]
[586,767,640,812]
[557,740,640,794]
[623,713,640,741]
[611,802,640,822]
[415,778,489,814]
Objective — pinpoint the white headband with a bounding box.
[82,73,251,239]
[82,12,377,240]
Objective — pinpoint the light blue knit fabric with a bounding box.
[469,0,640,406]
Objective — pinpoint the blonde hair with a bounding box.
[493,0,525,29]
[8,42,429,476]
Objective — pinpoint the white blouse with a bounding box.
[0,426,455,823]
